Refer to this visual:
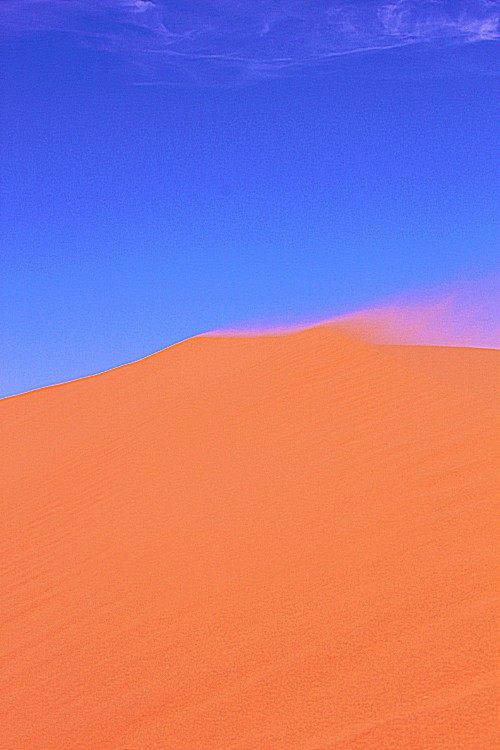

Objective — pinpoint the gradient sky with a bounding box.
[1,1,499,397]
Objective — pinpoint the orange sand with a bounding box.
[0,323,498,748]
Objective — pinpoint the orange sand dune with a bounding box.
[0,323,498,749]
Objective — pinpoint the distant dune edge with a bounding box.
[1,319,498,748]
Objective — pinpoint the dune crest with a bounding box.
[0,321,498,749]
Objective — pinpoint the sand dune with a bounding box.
[0,323,498,749]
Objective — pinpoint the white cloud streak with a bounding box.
[1,0,498,83]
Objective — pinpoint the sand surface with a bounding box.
[0,323,498,748]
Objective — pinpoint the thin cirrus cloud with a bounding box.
[1,0,499,84]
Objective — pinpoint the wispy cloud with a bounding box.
[1,1,499,83]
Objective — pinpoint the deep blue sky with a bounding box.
[1,1,499,397]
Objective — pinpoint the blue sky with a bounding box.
[1,1,499,396]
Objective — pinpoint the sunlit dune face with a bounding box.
[0,320,497,749]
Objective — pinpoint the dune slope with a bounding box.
[0,324,498,749]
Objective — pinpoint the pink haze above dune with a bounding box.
[206,275,500,349]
